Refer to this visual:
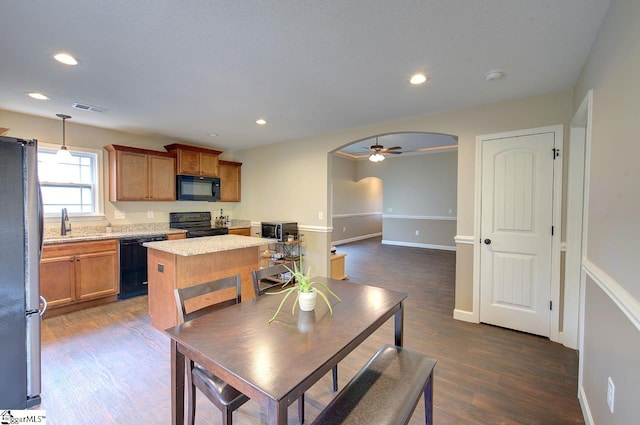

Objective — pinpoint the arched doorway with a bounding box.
[329,132,458,248]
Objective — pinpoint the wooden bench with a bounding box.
[311,344,436,425]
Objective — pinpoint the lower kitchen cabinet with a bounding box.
[40,239,119,317]
[228,227,251,236]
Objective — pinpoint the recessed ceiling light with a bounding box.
[28,92,49,100]
[53,52,79,66]
[256,119,267,125]
[206,133,218,137]
[485,69,505,81]
[409,73,428,85]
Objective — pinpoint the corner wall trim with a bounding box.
[454,235,474,245]
[381,240,456,251]
[333,212,382,218]
[583,258,640,332]
[332,233,382,246]
[453,309,478,323]
[382,214,456,221]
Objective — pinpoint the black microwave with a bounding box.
[176,175,220,202]
[261,222,298,241]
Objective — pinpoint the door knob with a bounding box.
[484,239,492,245]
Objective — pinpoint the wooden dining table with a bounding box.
[165,277,408,425]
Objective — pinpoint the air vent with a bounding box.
[72,102,108,113]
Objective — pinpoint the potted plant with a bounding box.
[267,262,341,323]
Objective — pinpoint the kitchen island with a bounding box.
[144,235,272,331]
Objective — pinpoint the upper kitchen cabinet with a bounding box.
[105,145,176,201]
[219,160,242,202]
[164,143,222,177]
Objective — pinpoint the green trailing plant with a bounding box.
[267,262,341,324]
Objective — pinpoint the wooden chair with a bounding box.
[174,274,249,425]
[251,263,292,296]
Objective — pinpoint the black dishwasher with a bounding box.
[119,235,167,299]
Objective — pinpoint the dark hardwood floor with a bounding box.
[39,237,584,424]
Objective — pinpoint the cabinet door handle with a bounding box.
[76,256,80,261]
[69,257,74,262]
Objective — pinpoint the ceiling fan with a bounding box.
[364,139,402,162]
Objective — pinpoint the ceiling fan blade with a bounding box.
[385,146,402,150]
[385,151,402,154]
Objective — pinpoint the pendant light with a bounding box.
[55,113,73,162]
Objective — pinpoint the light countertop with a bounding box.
[43,229,187,245]
[144,234,276,256]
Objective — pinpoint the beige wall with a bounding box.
[234,90,573,308]
[331,155,383,243]
[572,0,640,423]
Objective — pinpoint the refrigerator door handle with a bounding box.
[39,296,47,317]
[38,184,44,255]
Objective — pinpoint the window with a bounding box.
[37,144,103,216]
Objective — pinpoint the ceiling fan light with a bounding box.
[369,153,385,162]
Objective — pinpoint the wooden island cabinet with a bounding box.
[105,145,176,201]
[40,240,119,316]
[144,235,266,331]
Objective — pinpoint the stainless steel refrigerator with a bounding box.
[0,136,45,408]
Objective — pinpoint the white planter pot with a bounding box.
[298,291,317,312]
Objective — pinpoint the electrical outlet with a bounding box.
[449,208,453,214]
[114,209,125,219]
[607,377,615,413]
[387,207,393,213]
[415,230,420,236]
[318,211,323,220]
[147,210,154,218]
[342,227,346,233]
[157,263,164,273]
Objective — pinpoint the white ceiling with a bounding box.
[0,1,611,152]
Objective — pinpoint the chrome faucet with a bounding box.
[60,208,71,236]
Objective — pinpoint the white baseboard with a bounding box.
[332,233,382,246]
[578,384,594,425]
[453,309,479,323]
[381,240,456,251]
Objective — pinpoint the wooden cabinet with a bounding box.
[229,227,251,236]
[164,143,222,177]
[219,160,242,202]
[167,232,187,240]
[105,145,176,201]
[41,240,119,316]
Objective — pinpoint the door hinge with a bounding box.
[552,148,560,159]
[551,226,554,236]
[550,301,553,311]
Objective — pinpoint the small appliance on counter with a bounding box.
[261,221,298,242]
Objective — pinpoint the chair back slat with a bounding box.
[251,263,292,296]
[174,274,242,323]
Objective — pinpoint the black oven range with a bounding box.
[169,211,229,238]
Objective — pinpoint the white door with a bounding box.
[480,130,557,337]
